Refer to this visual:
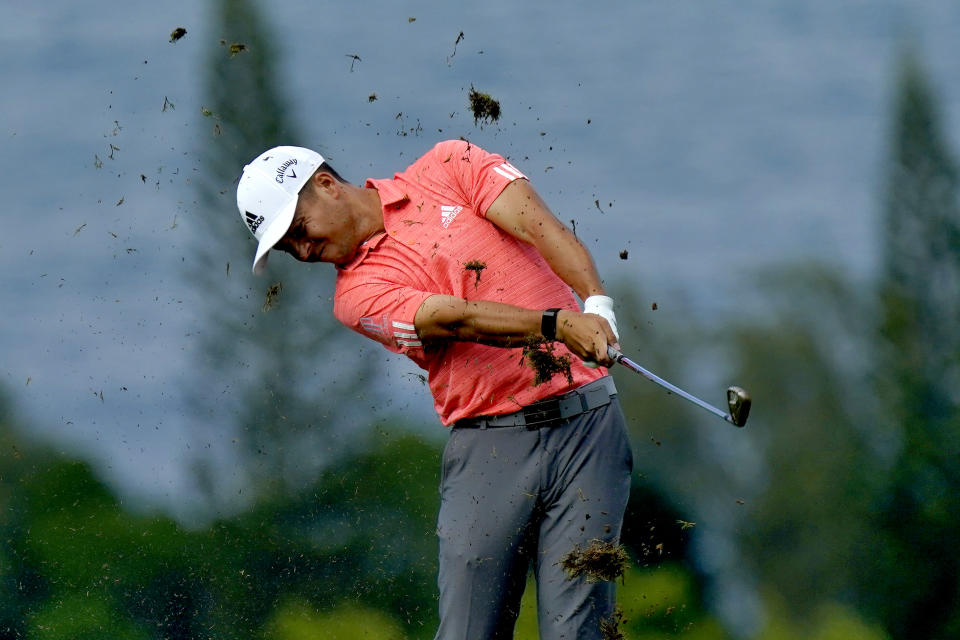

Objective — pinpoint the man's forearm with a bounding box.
[414,294,617,364]
[414,295,541,346]
[534,234,607,303]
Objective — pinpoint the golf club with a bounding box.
[607,346,751,427]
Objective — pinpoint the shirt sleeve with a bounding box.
[333,262,435,356]
[429,140,528,216]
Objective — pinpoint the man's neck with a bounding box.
[358,185,386,242]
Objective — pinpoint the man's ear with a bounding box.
[312,171,340,197]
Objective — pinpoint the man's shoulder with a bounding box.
[429,138,473,155]
[390,140,473,190]
[414,139,492,167]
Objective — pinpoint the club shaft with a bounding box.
[607,347,734,424]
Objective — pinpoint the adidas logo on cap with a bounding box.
[245,211,265,234]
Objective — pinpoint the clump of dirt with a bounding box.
[262,282,282,312]
[169,27,187,43]
[464,260,486,288]
[560,539,629,583]
[619,250,628,260]
[468,87,501,125]
[521,337,573,386]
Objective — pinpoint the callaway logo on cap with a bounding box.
[236,146,325,274]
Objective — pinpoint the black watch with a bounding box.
[541,308,562,341]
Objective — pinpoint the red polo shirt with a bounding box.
[333,140,603,425]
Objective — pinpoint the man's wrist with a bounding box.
[541,308,562,341]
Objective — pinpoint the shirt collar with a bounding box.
[365,178,409,209]
[338,179,408,271]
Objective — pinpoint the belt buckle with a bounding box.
[522,398,562,429]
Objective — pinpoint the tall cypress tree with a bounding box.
[188,0,372,508]
[871,51,960,638]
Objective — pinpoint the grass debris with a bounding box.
[220,41,248,57]
[559,538,629,583]
[447,31,465,64]
[262,282,282,312]
[599,606,627,640]
[464,260,486,288]
[468,86,501,125]
[521,337,573,386]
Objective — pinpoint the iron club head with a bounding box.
[726,386,751,427]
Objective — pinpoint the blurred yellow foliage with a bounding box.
[264,599,407,640]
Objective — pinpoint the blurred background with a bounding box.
[2,1,959,638]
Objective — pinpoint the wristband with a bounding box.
[583,295,619,341]
[541,308,562,341]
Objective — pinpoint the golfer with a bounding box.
[236,140,633,640]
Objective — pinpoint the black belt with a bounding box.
[454,376,618,430]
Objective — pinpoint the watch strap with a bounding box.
[541,308,562,341]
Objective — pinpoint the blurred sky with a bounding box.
[2,0,960,515]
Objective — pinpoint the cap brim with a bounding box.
[252,198,297,274]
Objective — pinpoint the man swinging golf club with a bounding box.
[236,139,631,640]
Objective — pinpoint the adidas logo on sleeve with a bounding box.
[493,162,525,181]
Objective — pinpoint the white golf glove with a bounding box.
[582,295,619,368]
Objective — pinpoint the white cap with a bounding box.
[236,146,325,274]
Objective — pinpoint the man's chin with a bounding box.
[306,245,327,263]
[299,246,357,266]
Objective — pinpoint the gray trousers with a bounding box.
[435,394,633,640]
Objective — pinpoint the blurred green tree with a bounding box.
[1,410,442,640]
[729,266,883,617]
[711,50,960,638]
[188,0,375,508]
[612,271,886,631]
[0,390,49,640]
[867,52,960,639]
[606,289,756,635]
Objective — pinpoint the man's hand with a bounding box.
[581,295,620,368]
[583,295,619,342]
[555,310,618,367]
